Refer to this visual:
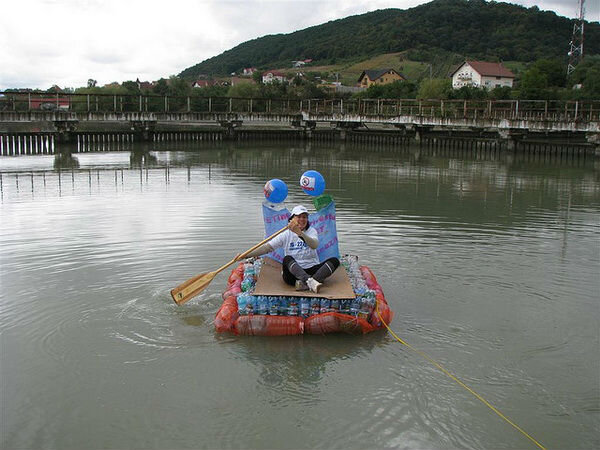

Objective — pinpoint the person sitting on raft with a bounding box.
[242,205,340,294]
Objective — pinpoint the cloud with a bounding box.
[0,0,597,90]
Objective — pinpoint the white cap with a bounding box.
[290,205,308,217]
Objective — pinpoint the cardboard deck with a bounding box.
[253,257,356,299]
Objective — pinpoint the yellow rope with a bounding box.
[375,301,546,450]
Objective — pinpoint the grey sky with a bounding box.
[1,0,597,90]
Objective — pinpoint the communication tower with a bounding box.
[567,0,585,75]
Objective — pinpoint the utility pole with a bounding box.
[567,0,585,75]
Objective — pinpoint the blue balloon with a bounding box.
[300,170,325,197]
[263,179,288,203]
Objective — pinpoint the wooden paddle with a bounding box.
[170,224,290,305]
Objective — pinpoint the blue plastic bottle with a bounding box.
[257,296,268,315]
[269,296,279,316]
[320,298,331,313]
[310,297,321,316]
[281,296,288,315]
[299,297,310,318]
[288,297,299,316]
[330,299,340,312]
[237,293,248,315]
[350,297,361,316]
[246,295,256,315]
[340,299,351,315]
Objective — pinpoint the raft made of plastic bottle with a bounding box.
[214,256,394,336]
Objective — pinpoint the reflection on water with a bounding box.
[1,140,599,450]
[225,333,388,395]
[53,151,79,169]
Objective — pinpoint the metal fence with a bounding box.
[0,92,598,121]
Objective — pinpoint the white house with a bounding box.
[451,61,515,90]
[262,70,286,84]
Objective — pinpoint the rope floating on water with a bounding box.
[375,302,546,450]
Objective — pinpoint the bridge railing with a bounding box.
[0,92,598,121]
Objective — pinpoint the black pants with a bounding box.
[282,255,340,286]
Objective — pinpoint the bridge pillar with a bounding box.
[130,120,156,141]
[585,132,600,155]
[54,119,79,143]
[498,129,516,151]
[414,129,422,143]
[219,120,242,140]
[414,126,432,143]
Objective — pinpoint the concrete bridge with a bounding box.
[0,93,598,155]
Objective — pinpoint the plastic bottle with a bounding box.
[246,295,256,315]
[257,296,269,315]
[360,296,375,320]
[350,296,361,316]
[269,296,280,316]
[299,297,310,318]
[288,297,299,316]
[241,275,254,292]
[253,258,263,275]
[320,298,331,314]
[243,262,255,278]
[330,299,340,312]
[279,296,288,316]
[237,293,248,315]
[340,299,351,315]
[310,297,321,316]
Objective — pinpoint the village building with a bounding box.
[192,80,216,88]
[451,61,515,89]
[262,70,287,84]
[357,69,406,88]
[242,67,257,76]
[292,59,313,68]
[136,78,154,90]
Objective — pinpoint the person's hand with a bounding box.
[289,218,302,235]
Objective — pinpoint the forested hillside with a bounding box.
[179,0,599,78]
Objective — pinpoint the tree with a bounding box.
[227,82,260,98]
[417,78,452,99]
[153,78,169,95]
[529,59,565,87]
[517,67,548,99]
[568,56,600,99]
[448,85,488,100]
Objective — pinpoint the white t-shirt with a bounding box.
[269,227,320,268]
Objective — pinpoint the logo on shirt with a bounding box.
[288,241,307,251]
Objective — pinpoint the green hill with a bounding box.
[179,0,599,80]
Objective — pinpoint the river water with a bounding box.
[1,141,598,449]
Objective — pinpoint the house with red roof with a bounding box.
[192,80,216,88]
[451,61,515,89]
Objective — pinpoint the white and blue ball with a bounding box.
[300,170,325,196]
[263,178,288,203]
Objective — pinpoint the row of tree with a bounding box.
[78,56,600,101]
[4,57,598,103]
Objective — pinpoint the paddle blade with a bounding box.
[170,271,217,305]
